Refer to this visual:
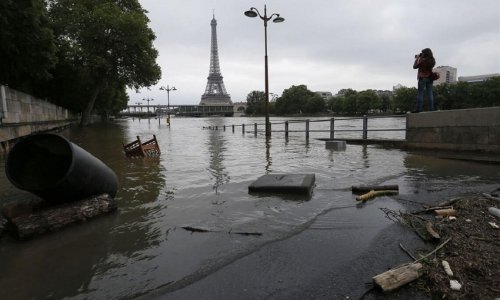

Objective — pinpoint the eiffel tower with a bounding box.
[200,14,232,105]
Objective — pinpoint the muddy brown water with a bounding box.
[0,117,498,299]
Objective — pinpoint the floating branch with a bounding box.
[356,190,399,201]
[181,226,262,236]
[352,185,399,193]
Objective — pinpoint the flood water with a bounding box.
[0,116,499,299]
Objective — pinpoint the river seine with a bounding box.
[0,116,498,299]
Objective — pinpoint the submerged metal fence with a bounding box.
[209,115,408,140]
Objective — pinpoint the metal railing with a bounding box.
[207,115,408,140]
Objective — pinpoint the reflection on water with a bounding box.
[0,117,499,299]
[204,120,229,194]
[265,136,272,173]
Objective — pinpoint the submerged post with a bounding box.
[305,119,310,139]
[254,123,258,136]
[330,118,335,139]
[285,121,289,138]
[232,124,235,133]
[362,115,368,139]
[405,113,409,140]
[242,123,245,135]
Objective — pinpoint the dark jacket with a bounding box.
[413,56,435,79]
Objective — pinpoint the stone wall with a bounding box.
[0,85,76,149]
[406,107,500,153]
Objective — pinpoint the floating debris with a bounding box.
[123,135,160,157]
[355,190,398,201]
[181,226,262,236]
[449,280,462,291]
[441,260,454,276]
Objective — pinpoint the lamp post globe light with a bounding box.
[160,85,177,126]
[244,5,284,136]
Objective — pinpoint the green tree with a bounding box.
[343,92,358,115]
[356,90,379,114]
[336,88,357,97]
[303,95,326,113]
[471,77,500,107]
[94,80,129,118]
[0,0,57,92]
[378,92,392,112]
[47,0,161,125]
[392,87,416,113]
[328,97,344,114]
[275,84,324,114]
[245,90,265,115]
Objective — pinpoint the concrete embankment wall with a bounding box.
[0,85,77,151]
[406,107,500,153]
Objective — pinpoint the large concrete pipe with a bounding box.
[6,133,118,202]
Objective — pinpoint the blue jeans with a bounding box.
[416,77,434,111]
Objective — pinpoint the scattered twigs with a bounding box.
[481,193,500,202]
[380,207,403,223]
[411,205,454,214]
[401,212,427,222]
[438,197,462,207]
[414,237,452,264]
[399,243,417,260]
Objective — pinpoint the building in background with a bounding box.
[433,66,457,85]
[315,91,333,101]
[458,73,500,83]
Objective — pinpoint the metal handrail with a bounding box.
[216,115,407,140]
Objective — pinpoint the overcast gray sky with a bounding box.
[128,0,500,106]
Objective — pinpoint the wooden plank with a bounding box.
[11,194,117,239]
[373,263,423,292]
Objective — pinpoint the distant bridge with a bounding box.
[120,104,235,117]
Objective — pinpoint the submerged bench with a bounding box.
[248,174,316,195]
[123,135,160,157]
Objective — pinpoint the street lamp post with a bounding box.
[143,97,154,116]
[244,5,284,136]
[160,85,177,126]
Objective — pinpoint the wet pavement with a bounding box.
[148,199,430,300]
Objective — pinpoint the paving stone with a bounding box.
[326,140,346,150]
[248,173,315,195]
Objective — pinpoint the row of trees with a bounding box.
[246,78,500,116]
[246,85,325,115]
[0,0,161,125]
